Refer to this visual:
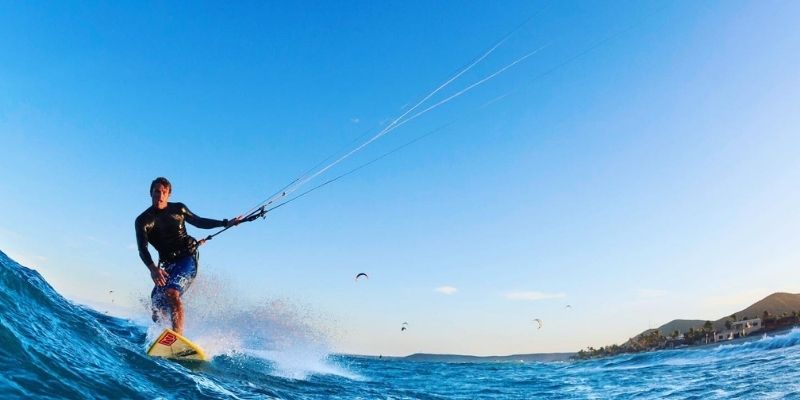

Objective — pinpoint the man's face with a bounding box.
[151,183,171,208]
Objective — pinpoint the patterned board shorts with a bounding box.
[151,254,198,312]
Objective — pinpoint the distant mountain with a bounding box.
[404,352,574,363]
[712,292,800,329]
[641,292,800,338]
[651,319,707,337]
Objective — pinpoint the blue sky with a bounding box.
[2,1,799,356]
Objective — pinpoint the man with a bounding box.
[135,177,240,335]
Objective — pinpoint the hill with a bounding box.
[651,319,707,337]
[643,292,800,338]
[712,292,800,329]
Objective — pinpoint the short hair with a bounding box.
[150,177,172,193]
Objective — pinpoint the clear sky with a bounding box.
[1,1,799,356]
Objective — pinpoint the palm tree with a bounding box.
[703,321,713,332]
[685,327,696,343]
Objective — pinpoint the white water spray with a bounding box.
[142,272,357,380]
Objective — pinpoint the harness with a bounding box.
[159,238,200,270]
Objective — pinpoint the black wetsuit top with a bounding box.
[135,202,226,266]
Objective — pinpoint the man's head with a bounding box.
[150,177,172,209]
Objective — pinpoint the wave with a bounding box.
[0,249,355,399]
[6,247,800,399]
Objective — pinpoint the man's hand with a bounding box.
[150,266,167,286]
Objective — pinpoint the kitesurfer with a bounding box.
[135,177,241,335]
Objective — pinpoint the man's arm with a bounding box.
[135,215,167,286]
[135,216,157,268]
[180,203,231,229]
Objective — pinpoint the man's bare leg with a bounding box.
[165,288,184,335]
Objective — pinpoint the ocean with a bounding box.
[3,249,800,399]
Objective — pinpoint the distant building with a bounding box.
[733,318,762,335]
[665,336,687,348]
[714,318,762,342]
[715,331,734,342]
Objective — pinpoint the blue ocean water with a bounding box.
[3,249,800,399]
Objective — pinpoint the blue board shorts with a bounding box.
[151,254,198,312]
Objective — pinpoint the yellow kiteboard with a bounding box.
[146,328,207,361]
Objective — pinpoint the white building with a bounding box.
[732,318,762,335]
[715,331,733,341]
[714,318,762,342]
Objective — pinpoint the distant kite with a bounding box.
[566,305,572,309]
[355,273,369,282]
[401,326,407,332]
[402,322,409,326]
[533,319,543,329]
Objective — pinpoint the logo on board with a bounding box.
[159,333,178,346]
